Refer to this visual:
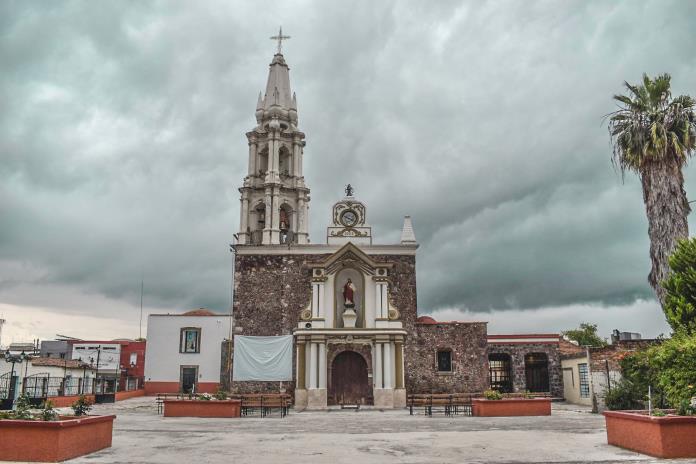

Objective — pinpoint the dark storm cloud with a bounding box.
[1,0,696,322]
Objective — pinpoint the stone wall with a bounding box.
[406,322,489,393]
[487,342,563,397]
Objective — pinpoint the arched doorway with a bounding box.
[329,351,371,405]
[525,353,550,392]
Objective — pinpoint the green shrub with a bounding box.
[14,394,33,420]
[40,400,58,421]
[483,389,503,400]
[71,395,93,416]
[214,388,228,400]
[649,333,696,408]
[604,379,643,411]
[662,238,696,335]
[620,332,696,412]
[676,398,696,416]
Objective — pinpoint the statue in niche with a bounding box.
[343,279,356,307]
[279,208,289,231]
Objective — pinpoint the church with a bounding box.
[229,34,563,410]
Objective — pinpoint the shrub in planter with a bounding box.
[40,400,58,421]
[483,389,503,400]
[604,379,644,411]
[72,394,93,416]
[0,394,115,462]
[214,388,229,400]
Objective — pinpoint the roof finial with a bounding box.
[345,184,354,197]
[270,26,291,54]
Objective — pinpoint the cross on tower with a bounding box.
[270,27,291,54]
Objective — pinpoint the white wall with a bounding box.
[144,315,231,383]
[71,343,121,373]
[0,361,95,379]
[561,357,592,406]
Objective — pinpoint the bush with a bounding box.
[71,395,93,416]
[604,379,643,411]
[662,238,696,335]
[620,332,696,412]
[40,400,58,421]
[13,394,33,420]
[649,332,696,408]
[483,389,503,400]
[214,388,228,400]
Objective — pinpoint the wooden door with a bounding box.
[330,351,371,405]
[180,367,197,393]
[525,353,550,392]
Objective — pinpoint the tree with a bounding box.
[562,322,606,347]
[662,237,696,334]
[607,73,696,304]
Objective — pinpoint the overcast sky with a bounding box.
[2,0,696,345]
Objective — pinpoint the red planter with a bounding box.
[604,410,696,458]
[115,389,145,401]
[0,415,115,462]
[472,398,552,416]
[163,399,242,418]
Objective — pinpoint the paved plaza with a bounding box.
[45,397,679,464]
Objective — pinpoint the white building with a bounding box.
[144,309,232,394]
[0,356,96,400]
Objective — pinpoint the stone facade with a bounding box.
[487,342,563,397]
[407,322,489,393]
[230,251,419,397]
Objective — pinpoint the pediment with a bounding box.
[312,243,390,276]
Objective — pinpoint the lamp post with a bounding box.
[94,346,101,394]
[3,350,27,404]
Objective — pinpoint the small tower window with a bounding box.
[437,349,452,372]
[279,146,291,176]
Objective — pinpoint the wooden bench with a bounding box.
[408,393,476,416]
[231,393,291,418]
[156,392,188,414]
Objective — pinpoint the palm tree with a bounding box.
[608,73,696,305]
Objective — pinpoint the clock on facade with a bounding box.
[340,209,358,227]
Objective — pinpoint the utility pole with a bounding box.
[139,279,144,340]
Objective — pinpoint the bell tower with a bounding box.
[237,28,310,246]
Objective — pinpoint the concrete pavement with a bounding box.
[61,398,678,464]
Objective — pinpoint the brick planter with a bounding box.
[163,399,242,418]
[472,398,551,417]
[604,410,696,458]
[0,415,115,462]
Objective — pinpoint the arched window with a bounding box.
[249,203,265,245]
[279,204,294,244]
[279,146,291,176]
[257,148,269,175]
[489,353,513,392]
[524,353,549,393]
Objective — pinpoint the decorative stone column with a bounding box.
[262,188,272,245]
[393,338,406,408]
[309,342,317,389]
[247,136,257,176]
[307,337,327,410]
[295,339,307,410]
[238,191,250,245]
[270,186,280,244]
[373,338,395,409]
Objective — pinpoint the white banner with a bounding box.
[232,335,293,381]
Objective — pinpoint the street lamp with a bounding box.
[3,350,27,403]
